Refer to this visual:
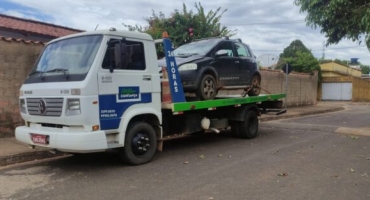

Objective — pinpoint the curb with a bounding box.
[260,107,345,122]
[0,150,68,167]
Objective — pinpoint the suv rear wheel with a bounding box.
[196,74,217,100]
[248,75,261,96]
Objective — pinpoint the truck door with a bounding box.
[97,37,154,130]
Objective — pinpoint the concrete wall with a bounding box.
[220,69,319,107]
[263,70,318,107]
[0,40,44,137]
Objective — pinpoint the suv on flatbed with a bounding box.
[158,37,261,100]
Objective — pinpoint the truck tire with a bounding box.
[119,122,157,165]
[248,75,261,96]
[238,110,259,139]
[230,121,241,138]
[196,74,217,100]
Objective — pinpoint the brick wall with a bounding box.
[0,40,43,137]
[352,77,370,102]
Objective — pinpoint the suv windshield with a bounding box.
[30,35,103,77]
[173,38,220,57]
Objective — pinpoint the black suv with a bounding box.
[158,37,261,100]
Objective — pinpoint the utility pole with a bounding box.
[322,41,325,60]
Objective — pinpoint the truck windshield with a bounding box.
[173,38,220,57]
[27,35,102,82]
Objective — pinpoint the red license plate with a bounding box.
[31,134,48,145]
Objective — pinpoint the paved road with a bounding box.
[1,105,369,200]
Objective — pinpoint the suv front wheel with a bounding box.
[196,74,217,100]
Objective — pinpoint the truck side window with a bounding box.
[102,39,146,70]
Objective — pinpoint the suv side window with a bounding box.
[214,41,235,57]
[235,42,251,57]
[102,39,146,70]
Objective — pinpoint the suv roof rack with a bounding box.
[193,36,224,42]
[193,37,242,43]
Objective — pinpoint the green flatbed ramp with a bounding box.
[162,93,286,113]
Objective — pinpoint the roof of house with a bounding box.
[0,13,83,38]
[0,36,45,45]
[320,61,362,72]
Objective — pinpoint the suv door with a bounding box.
[234,42,256,86]
[211,41,240,86]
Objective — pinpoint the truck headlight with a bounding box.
[19,99,27,113]
[66,99,81,116]
[178,63,197,71]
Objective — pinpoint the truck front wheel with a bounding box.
[119,122,157,165]
[238,110,259,139]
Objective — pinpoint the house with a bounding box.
[320,61,362,78]
[0,13,82,136]
[318,61,370,102]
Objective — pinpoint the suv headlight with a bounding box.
[66,99,81,116]
[19,99,27,113]
[178,63,197,71]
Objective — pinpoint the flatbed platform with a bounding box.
[162,93,286,113]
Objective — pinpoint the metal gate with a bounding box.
[322,82,352,100]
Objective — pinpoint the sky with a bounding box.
[1,0,369,67]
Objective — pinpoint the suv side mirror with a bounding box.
[215,49,228,58]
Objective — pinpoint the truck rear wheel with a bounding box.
[248,75,261,96]
[238,110,259,139]
[119,122,157,165]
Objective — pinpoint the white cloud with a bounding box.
[3,0,370,65]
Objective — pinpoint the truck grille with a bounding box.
[26,98,64,117]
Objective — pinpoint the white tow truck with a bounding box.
[15,29,285,165]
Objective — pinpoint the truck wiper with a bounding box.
[28,70,44,76]
[28,70,46,80]
[45,68,69,79]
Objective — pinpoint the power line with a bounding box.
[223,20,305,26]
[253,45,367,52]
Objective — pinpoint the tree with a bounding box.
[279,39,311,58]
[124,2,236,47]
[277,40,321,80]
[360,64,370,74]
[294,0,370,49]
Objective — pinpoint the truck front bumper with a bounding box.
[15,126,109,153]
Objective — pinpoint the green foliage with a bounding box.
[284,51,321,74]
[319,59,350,66]
[124,2,236,47]
[294,0,370,50]
[277,40,321,80]
[279,39,311,58]
[360,64,370,74]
